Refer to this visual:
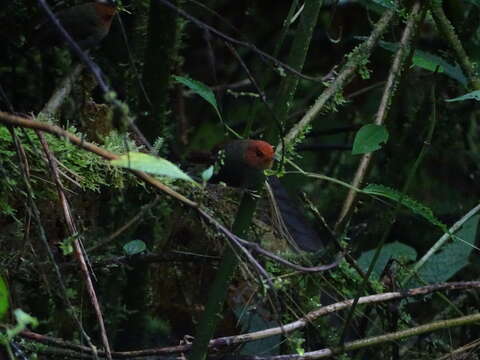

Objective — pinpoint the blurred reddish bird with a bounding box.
[34,0,117,49]
[211,139,275,189]
[211,139,326,252]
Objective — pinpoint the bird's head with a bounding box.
[243,140,275,170]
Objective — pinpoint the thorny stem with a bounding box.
[430,1,480,90]
[276,8,395,155]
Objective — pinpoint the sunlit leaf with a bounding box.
[446,90,480,102]
[6,309,38,339]
[201,166,214,183]
[111,152,197,184]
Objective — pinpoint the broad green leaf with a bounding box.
[416,215,479,284]
[352,124,389,155]
[173,75,222,120]
[358,242,417,279]
[362,184,447,232]
[446,90,480,102]
[0,275,9,320]
[123,240,147,255]
[111,152,197,184]
[364,39,467,85]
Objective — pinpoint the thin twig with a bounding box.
[155,0,326,83]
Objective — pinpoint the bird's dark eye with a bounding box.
[256,149,264,157]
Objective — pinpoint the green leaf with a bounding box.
[352,124,389,155]
[0,275,9,320]
[111,152,197,184]
[201,166,214,183]
[6,309,38,339]
[123,240,147,255]
[362,184,448,232]
[363,39,467,85]
[358,242,417,279]
[445,90,480,102]
[417,215,479,284]
[173,75,222,120]
[59,235,76,255]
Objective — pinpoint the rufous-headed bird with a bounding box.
[211,139,275,189]
[34,0,117,50]
[211,139,325,252]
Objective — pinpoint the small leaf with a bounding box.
[0,275,9,320]
[111,152,197,184]
[123,240,147,255]
[59,236,76,255]
[201,166,214,183]
[352,124,389,155]
[446,90,480,102]
[173,75,222,120]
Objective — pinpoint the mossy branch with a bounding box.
[277,8,395,155]
[430,1,480,90]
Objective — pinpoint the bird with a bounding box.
[210,139,326,252]
[33,0,117,50]
[211,139,275,189]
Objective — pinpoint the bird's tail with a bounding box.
[266,176,327,252]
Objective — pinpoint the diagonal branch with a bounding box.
[277,7,396,155]
[335,2,426,230]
